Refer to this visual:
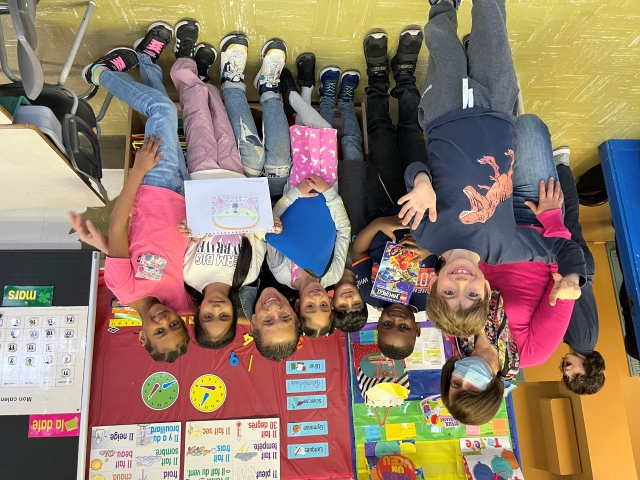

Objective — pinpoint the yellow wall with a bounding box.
[513,243,638,479]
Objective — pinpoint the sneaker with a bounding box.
[391,28,423,79]
[220,33,249,85]
[174,20,199,59]
[338,70,360,104]
[429,0,463,10]
[253,38,287,96]
[279,67,299,118]
[363,32,389,82]
[81,48,138,85]
[553,146,571,167]
[318,67,340,100]
[194,43,217,83]
[133,22,173,63]
[296,53,316,88]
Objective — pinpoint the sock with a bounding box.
[301,86,313,104]
[553,149,570,168]
[91,65,108,85]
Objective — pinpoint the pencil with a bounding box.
[248,355,253,372]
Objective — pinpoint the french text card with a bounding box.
[184,417,280,480]
[287,442,329,459]
[285,378,326,393]
[286,359,326,374]
[88,422,181,480]
[286,394,328,410]
[287,421,328,437]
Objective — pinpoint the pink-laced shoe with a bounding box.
[134,21,174,64]
[81,47,138,85]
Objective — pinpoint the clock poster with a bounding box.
[88,422,181,480]
[184,418,280,479]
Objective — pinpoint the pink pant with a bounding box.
[170,58,243,175]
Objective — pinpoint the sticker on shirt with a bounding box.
[459,150,515,224]
[136,253,167,281]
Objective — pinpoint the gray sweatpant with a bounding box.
[418,0,519,130]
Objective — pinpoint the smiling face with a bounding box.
[560,353,586,380]
[430,258,489,310]
[297,281,332,334]
[139,303,189,354]
[198,290,235,339]
[251,287,298,346]
[377,304,421,353]
[332,283,364,314]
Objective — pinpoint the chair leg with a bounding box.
[0,18,20,82]
[58,0,96,86]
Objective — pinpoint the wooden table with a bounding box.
[0,124,104,209]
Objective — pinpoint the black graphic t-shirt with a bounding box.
[405,107,586,284]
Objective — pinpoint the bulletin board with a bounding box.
[347,326,513,480]
[87,273,353,480]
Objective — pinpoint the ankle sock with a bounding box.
[91,65,109,85]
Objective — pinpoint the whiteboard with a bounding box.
[0,306,89,415]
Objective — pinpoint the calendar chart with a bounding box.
[0,306,89,415]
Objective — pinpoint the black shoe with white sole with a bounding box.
[391,28,423,79]
[363,31,389,84]
[174,20,200,59]
[133,21,173,63]
[195,43,217,83]
[81,48,138,85]
[296,53,316,88]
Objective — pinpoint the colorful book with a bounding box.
[370,242,420,305]
[460,436,524,480]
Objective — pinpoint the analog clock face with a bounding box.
[189,374,227,412]
[141,372,179,410]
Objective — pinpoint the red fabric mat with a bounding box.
[87,273,353,479]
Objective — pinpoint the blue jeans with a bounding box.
[221,85,291,196]
[512,114,561,226]
[100,53,188,195]
[319,96,364,163]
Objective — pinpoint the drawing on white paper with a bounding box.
[212,195,261,231]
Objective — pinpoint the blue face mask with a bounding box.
[452,356,494,390]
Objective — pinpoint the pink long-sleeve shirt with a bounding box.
[480,209,575,368]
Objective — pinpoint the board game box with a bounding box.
[370,242,421,305]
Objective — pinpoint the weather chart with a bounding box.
[184,418,280,480]
[0,306,89,415]
[88,422,181,480]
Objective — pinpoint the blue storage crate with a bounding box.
[598,140,640,353]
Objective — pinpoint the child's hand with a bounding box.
[68,211,109,254]
[298,180,319,198]
[525,177,564,216]
[305,175,330,193]
[376,215,405,242]
[177,219,192,237]
[273,217,283,234]
[549,272,581,306]
[398,173,437,229]
[399,234,432,261]
[133,133,163,174]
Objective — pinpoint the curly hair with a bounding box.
[144,333,190,363]
[253,326,300,362]
[561,350,606,395]
[440,355,504,425]
[426,278,491,337]
[332,308,368,333]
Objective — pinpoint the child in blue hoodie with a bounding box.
[398,0,586,337]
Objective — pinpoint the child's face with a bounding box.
[298,281,332,331]
[332,284,364,314]
[251,287,298,346]
[376,304,421,350]
[139,303,188,353]
[449,376,484,400]
[430,258,488,310]
[199,290,234,339]
[560,352,586,380]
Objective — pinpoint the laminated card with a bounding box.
[88,422,181,480]
[184,418,280,480]
[185,178,274,236]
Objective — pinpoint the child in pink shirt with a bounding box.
[72,22,193,363]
